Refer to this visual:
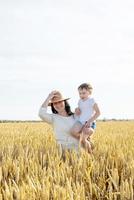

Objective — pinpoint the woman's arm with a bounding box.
[41,91,57,108]
[38,91,57,124]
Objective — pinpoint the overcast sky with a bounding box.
[0,0,134,120]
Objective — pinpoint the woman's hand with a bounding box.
[84,120,92,128]
[48,90,57,100]
[41,90,57,108]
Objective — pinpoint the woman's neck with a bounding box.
[58,110,68,117]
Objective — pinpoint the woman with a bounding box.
[38,90,79,152]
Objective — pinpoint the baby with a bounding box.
[71,83,101,153]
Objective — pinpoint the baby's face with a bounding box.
[78,88,90,100]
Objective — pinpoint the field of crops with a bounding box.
[0,121,133,200]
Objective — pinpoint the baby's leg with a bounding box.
[83,127,94,137]
[80,135,92,154]
[80,127,94,153]
[85,140,92,154]
[70,122,83,139]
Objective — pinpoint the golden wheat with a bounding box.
[0,121,133,200]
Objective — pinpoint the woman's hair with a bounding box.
[51,100,74,116]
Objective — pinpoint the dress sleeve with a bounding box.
[38,107,53,124]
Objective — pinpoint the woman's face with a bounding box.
[53,100,65,113]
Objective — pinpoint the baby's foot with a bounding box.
[90,141,95,150]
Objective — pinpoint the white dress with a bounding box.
[38,107,79,151]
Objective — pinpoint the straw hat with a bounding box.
[48,91,70,106]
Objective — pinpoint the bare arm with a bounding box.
[86,103,101,126]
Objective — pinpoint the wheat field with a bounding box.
[0,121,133,200]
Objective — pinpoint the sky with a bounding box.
[0,0,134,120]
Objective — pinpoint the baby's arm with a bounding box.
[85,103,101,127]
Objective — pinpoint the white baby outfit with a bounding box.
[78,97,96,125]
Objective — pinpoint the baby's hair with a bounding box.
[78,83,93,92]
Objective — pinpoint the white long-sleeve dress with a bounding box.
[38,107,79,151]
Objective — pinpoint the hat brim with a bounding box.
[48,98,70,106]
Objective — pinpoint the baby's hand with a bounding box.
[75,108,81,115]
